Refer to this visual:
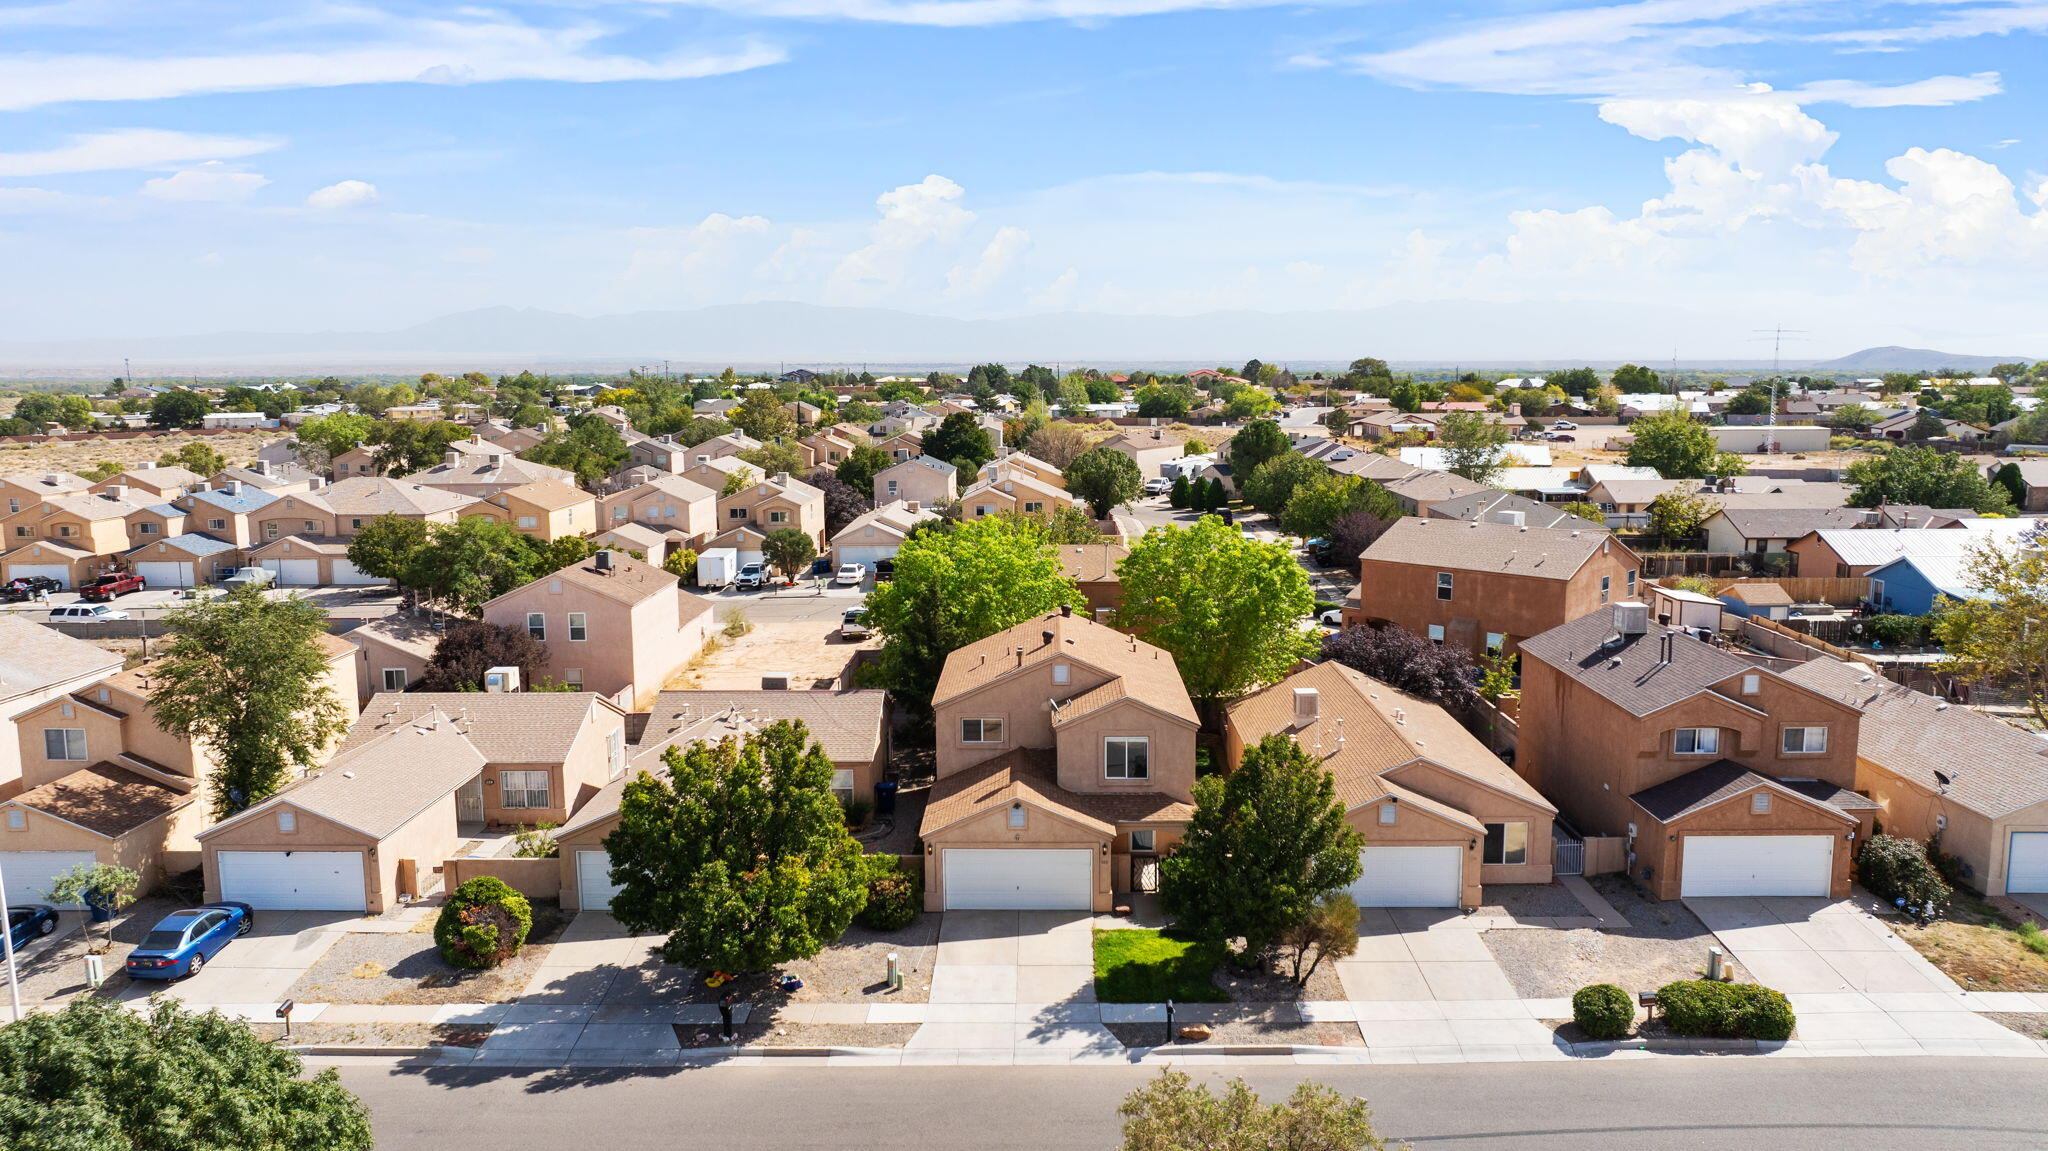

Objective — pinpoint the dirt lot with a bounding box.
[677,914,940,1007]
[249,1021,492,1048]
[285,903,572,1005]
[1894,895,2048,992]
[0,430,272,475]
[668,619,876,690]
[1482,875,1742,999]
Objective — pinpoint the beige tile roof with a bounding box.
[0,615,121,703]
[616,473,718,503]
[919,749,1193,839]
[43,492,146,522]
[346,691,612,764]
[1362,517,1628,581]
[492,552,688,610]
[1058,544,1128,584]
[0,471,90,494]
[323,476,475,517]
[345,613,444,660]
[960,468,1072,504]
[593,522,667,552]
[1725,582,1795,606]
[246,534,352,557]
[485,479,595,512]
[203,713,487,841]
[401,454,574,490]
[635,689,887,765]
[4,764,193,838]
[933,609,1196,725]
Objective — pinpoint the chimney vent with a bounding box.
[1059,603,1072,618]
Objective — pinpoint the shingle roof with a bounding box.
[934,610,1196,725]
[1784,658,2048,817]
[493,552,689,610]
[246,534,352,557]
[919,749,1192,838]
[1424,490,1603,531]
[1361,517,1626,580]
[344,613,444,660]
[204,714,487,841]
[4,764,193,838]
[182,486,280,515]
[42,493,144,521]
[0,471,89,494]
[126,532,238,559]
[485,479,593,512]
[1518,610,1764,716]
[346,692,612,764]
[0,615,121,703]
[1629,759,1862,824]
[323,476,475,517]
[1708,506,1870,540]
[401,454,574,489]
[634,689,887,765]
[1382,470,1494,506]
[883,455,957,476]
[1589,478,1690,506]
[615,473,717,503]
[1724,582,1795,606]
[593,522,666,551]
[1058,544,1129,584]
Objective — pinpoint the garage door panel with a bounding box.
[332,559,384,586]
[1681,835,1833,898]
[135,561,193,588]
[836,546,895,567]
[576,850,623,912]
[1346,845,1463,907]
[2008,832,2048,894]
[943,848,1091,910]
[216,850,365,910]
[259,559,321,586]
[0,850,99,908]
[7,565,70,589]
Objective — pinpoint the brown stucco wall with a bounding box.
[0,804,183,890]
[485,581,707,709]
[1347,543,1641,658]
[934,657,1116,777]
[1853,755,2047,897]
[1384,761,1556,885]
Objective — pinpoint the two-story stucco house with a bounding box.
[480,552,713,709]
[466,480,599,541]
[597,474,718,546]
[872,456,958,506]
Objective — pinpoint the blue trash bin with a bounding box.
[874,780,899,815]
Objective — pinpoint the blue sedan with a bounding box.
[6,904,58,952]
[123,902,253,980]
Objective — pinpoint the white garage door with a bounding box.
[134,561,193,588]
[1681,835,1833,898]
[215,850,366,910]
[259,558,322,586]
[943,848,1092,910]
[331,559,385,586]
[836,545,897,568]
[0,849,98,908]
[7,564,70,589]
[1346,846,1463,907]
[576,849,624,912]
[2007,832,2048,894]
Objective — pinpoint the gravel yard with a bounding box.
[1981,1012,2048,1039]
[248,1022,492,1048]
[674,1021,922,1048]
[1106,1017,1363,1049]
[1483,875,1741,999]
[1474,884,1590,919]
[285,903,571,1005]
[7,897,183,1006]
[1213,955,1346,1004]
[672,914,940,1008]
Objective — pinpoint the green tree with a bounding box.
[368,418,470,473]
[1560,498,1607,524]
[1010,504,1105,545]
[1845,446,2012,513]
[11,393,63,428]
[1135,382,1195,419]
[604,721,867,971]
[1159,733,1364,962]
[1223,389,1277,420]
[293,411,377,462]
[1279,474,1398,539]
[859,516,1083,717]
[1117,1071,1390,1151]
[1625,410,1747,479]
[1610,363,1660,391]
[1829,403,1878,435]
[148,389,213,429]
[738,439,809,478]
[1063,446,1143,517]
[1116,517,1315,712]
[662,546,699,583]
[836,444,894,497]
[0,997,373,1151]
[720,465,762,498]
[924,411,995,473]
[1724,386,1773,416]
[1992,462,2028,508]
[1646,489,1718,541]
[1240,451,1324,518]
[1931,536,2048,725]
[407,517,551,616]
[55,394,95,427]
[157,441,227,477]
[1908,409,1946,441]
[43,863,139,949]
[1168,474,1190,509]
[342,513,431,582]
[146,589,351,819]
[763,527,819,582]
[729,388,797,440]
[1548,367,1602,398]
[417,621,550,692]
[1228,418,1289,478]
[1436,411,1511,483]
[523,413,628,486]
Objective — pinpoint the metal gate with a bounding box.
[1553,825,1585,877]
[1135,858,1161,894]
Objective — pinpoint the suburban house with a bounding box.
[90,465,203,501]
[400,450,575,498]
[831,500,940,568]
[1058,543,1129,615]
[171,482,280,548]
[798,426,863,469]
[591,522,668,560]
[677,454,761,494]
[121,534,242,588]
[978,452,1065,491]
[1717,582,1795,620]
[1379,470,1492,516]
[713,472,826,547]
[1700,507,1872,558]
[1995,460,2048,512]
[1516,604,1874,900]
[622,431,693,473]
[1098,429,1188,478]
[328,446,384,479]
[874,431,923,462]
[1345,518,1642,658]
[1423,490,1603,531]
[0,616,122,801]
[1225,661,1557,908]
[872,456,957,506]
[1865,553,1989,616]
[1582,476,1689,519]
[2,490,148,587]
[0,472,90,518]
[467,480,599,541]
[597,474,718,545]
[345,612,444,697]
[554,689,891,911]
[321,476,475,535]
[919,608,1200,911]
[958,464,1080,523]
[249,490,337,546]
[688,432,764,465]
[479,552,713,708]
[1782,658,2048,899]
[211,461,318,494]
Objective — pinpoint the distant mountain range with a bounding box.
[0,301,2034,376]
[1809,346,2026,373]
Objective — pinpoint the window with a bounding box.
[729,507,748,519]
[959,718,1005,744]
[1378,803,1397,825]
[208,518,225,531]
[1427,624,1445,644]
[380,668,407,691]
[1436,572,1454,601]
[974,505,992,517]
[44,729,86,761]
[303,520,317,532]
[56,525,75,538]
[351,518,366,531]
[1023,502,1044,515]
[1781,726,1828,754]
[567,612,588,642]
[264,522,279,539]
[1485,632,1505,653]
[768,510,787,524]
[277,811,297,833]
[1741,674,1760,695]
[1674,728,1720,755]
[517,515,538,529]
[830,768,855,796]
[886,480,899,497]
[139,522,160,536]
[1052,663,1070,685]
[608,728,625,778]
[1482,822,1529,865]
[563,668,583,690]
[501,770,551,809]
[1751,792,1773,814]
[525,613,545,641]
[613,507,628,522]
[1105,737,1149,780]
[1626,569,1638,597]
[1130,829,1157,854]
[5,809,24,831]
[1599,574,1612,604]
[1008,804,1026,828]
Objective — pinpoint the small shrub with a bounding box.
[841,797,875,829]
[858,857,921,931]
[1856,832,1951,909]
[1656,979,1796,1040]
[435,876,533,970]
[1572,983,1634,1040]
[512,821,559,859]
[722,610,752,639]
[1867,614,1927,648]
[1739,986,1797,1041]
[2016,921,2048,959]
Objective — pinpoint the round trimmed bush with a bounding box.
[858,859,921,932]
[1735,985,1796,1041]
[1656,979,1797,1039]
[1572,983,1634,1040]
[435,876,534,970]
[1655,979,1728,1036]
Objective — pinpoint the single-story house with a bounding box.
[345,613,444,697]
[1718,582,1795,621]
[1057,543,1129,616]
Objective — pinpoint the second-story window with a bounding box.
[1781,726,1828,754]
[526,612,546,641]
[1674,728,1720,755]
[1436,572,1454,601]
[1105,736,1149,780]
[1600,575,1611,604]
[768,510,787,524]
[567,612,588,642]
[1626,569,1638,597]
[959,718,1004,744]
[44,729,87,761]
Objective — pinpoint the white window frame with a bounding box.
[44,728,87,761]
[607,728,625,778]
[959,718,1005,744]
[1674,727,1720,756]
[5,809,25,831]
[830,768,855,796]
[517,515,539,529]
[1485,632,1505,653]
[1781,726,1828,754]
[1052,663,1070,685]
[1483,821,1529,866]
[1427,624,1445,644]
[1626,569,1638,597]
[563,668,583,690]
[526,612,545,641]
[1741,674,1760,695]
[500,770,551,810]
[1436,572,1454,601]
[1599,574,1611,604]
[567,612,588,642]
[380,668,407,691]
[1105,736,1149,780]
[139,522,160,536]
[768,510,788,524]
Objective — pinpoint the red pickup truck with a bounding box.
[79,573,146,602]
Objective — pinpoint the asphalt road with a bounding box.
[331,1057,2048,1150]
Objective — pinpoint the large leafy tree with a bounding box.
[924,411,995,473]
[293,411,377,464]
[1327,507,1399,572]
[418,621,551,692]
[1240,451,1324,518]
[0,998,373,1151]
[522,413,627,486]
[1625,410,1747,479]
[805,469,871,534]
[1436,411,1512,483]
[763,526,818,581]
[1932,533,2048,726]
[158,441,226,478]
[1280,474,1398,540]
[605,721,867,971]
[859,515,1083,718]
[368,418,470,473]
[1845,445,2012,513]
[1115,517,1315,712]
[147,588,351,818]
[1024,422,1093,469]
[405,517,554,616]
[148,389,212,429]
[729,388,797,440]
[1063,446,1143,517]
[1645,488,1718,542]
[1228,418,1289,477]
[1159,733,1363,962]
[1321,623,1476,707]
[343,513,431,582]
[835,444,894,497]
[1118,1071,1392,1151]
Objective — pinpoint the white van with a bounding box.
[49,604,131,623]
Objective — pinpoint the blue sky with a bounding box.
[1,0,2045,354]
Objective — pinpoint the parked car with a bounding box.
[1552,419,1579,430]
[0,575,62,602]
[1546,432,1576,442]
[123,903,253,980]
[835,563,867,586]
[734,561,768,589]
[1318,608,1344,630]
[220,567,275,590]
[873,558,895,583]
[1143,477,1173,495]
[49,604,130,623]
[840,607,871,639]
[6,904,58,951]
[78,573,145,602]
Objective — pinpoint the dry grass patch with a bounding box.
[1894,896,2048,992]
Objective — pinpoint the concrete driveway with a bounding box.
[909,910,1120,1060]
[1684,896,1955,996]
[1335,907,1523,1003]
[115,909,357,1010]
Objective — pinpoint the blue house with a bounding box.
[1866,553,1989,616]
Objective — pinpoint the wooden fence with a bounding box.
[1699,576,1869,605]
[1739,616,1877,667]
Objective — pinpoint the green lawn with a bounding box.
[1092,929,1230,1003]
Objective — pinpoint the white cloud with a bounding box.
[0,186,77,213]
[1792,72,2003,108]
[0,129,279,177]
[306,179,380,209]
[1599,92,1835,173]
[1821,146,2048,274]
[828,174,977,302]
[639,0,1307,27]
[947,225,1030,294]
[140,163,269,203]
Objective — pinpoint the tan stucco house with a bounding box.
[872,456,958,506]
[480,552,713,708]
[466,480,599,541]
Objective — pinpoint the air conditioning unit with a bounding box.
[483,666,521,693]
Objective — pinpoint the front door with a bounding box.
[456,778,485,822]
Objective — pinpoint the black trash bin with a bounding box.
[874,779,899,816]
